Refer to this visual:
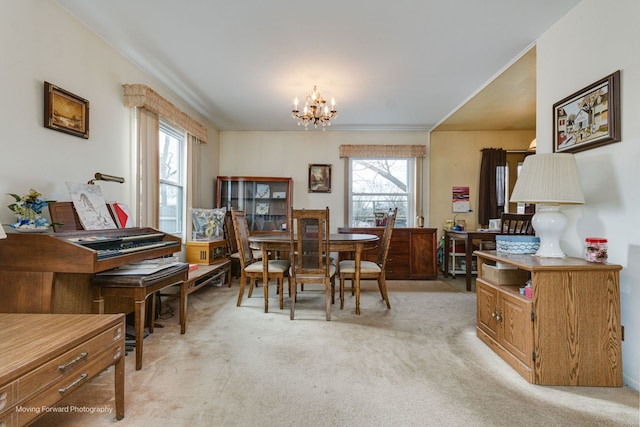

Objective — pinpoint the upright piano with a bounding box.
[0,227,182,313]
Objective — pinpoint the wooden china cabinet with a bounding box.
[216,176,292,233]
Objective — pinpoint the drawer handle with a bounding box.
[58,373,88,394]
[58,352,88,371]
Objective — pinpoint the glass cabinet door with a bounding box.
[216,176,292,232]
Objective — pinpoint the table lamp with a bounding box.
[509,153,585,257]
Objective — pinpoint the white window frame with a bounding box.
[348,157,415,228]
[158,120,186,237]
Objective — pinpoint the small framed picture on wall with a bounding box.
[308,164,331,193]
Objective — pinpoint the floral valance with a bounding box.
[122,84,207,143]
[339,144,426,158]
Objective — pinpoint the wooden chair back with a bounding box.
[289,207,331,279]
[500,213,534,235]
[289,207,333,320]
[223,211,238,255]
[230,209,255,269]
[376,208,398,268]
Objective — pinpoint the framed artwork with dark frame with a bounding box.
[44,81,90,139]
[553,70,620,153]
[308,164,332,193]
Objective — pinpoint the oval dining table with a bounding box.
[248,233,379,314]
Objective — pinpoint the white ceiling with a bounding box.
[55,0,580,132]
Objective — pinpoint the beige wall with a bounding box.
[219,131,429,231]
[219,130,534,234]
[429,130,534,236]
[0,1,220,226]
[537,0,639,389]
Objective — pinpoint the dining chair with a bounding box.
[500,213,534,235]
[231,209,290,312]
[289,207,335,321]
[223,211,239,284]
[338,207,397,312]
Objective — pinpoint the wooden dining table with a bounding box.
[248,233,379,314]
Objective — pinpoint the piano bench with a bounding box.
[92,263,189,371]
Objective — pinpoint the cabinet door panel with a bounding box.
[410,231,436,278]
[500,292,533,367]
[476,280,499,340]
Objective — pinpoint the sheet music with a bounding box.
[66,182,117,230]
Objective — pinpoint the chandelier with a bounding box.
[291,85,337,129]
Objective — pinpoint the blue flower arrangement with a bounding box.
[7,189,53,229]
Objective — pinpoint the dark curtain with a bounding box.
[478,148,507,226]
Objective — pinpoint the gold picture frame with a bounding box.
[44,81,90,139]
[308,164,331,193]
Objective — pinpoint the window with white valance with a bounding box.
[123,84,206,238]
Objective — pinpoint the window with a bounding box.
[158,120,186,235]
[349,158,413,227]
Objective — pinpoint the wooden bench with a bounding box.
[179,259,231,334]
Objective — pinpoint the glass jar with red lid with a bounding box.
[585,237,608,263]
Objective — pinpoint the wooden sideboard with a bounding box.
[337,227,438,280]
[474,250,622,386]
[0,314,125,425]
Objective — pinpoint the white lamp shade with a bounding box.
[510,153,585,204]
[510,153,584,258]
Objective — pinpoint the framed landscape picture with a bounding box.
[44,81,90,139]
[308,164,331,193]
[553,71,620,153]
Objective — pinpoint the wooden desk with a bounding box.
[0,314,125,426]
[443,229,499,291]
[180,260,231,334]
[249,233,379,315]
[92,263,188,370]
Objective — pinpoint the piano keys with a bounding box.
[66,231,179,260]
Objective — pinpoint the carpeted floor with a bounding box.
[32,278,639,426]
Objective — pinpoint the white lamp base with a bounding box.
[532,204,567,258]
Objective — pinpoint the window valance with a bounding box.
[122,84,207,143]
[339,144,426,158]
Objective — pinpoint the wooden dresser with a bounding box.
[0,314,125,426]
[474,250,622,386]
[338,227,438,279]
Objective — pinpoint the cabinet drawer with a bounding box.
[0,410,13,427]
[0,382,15,414]
[18,323,123,401]
[15,343,123,426]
